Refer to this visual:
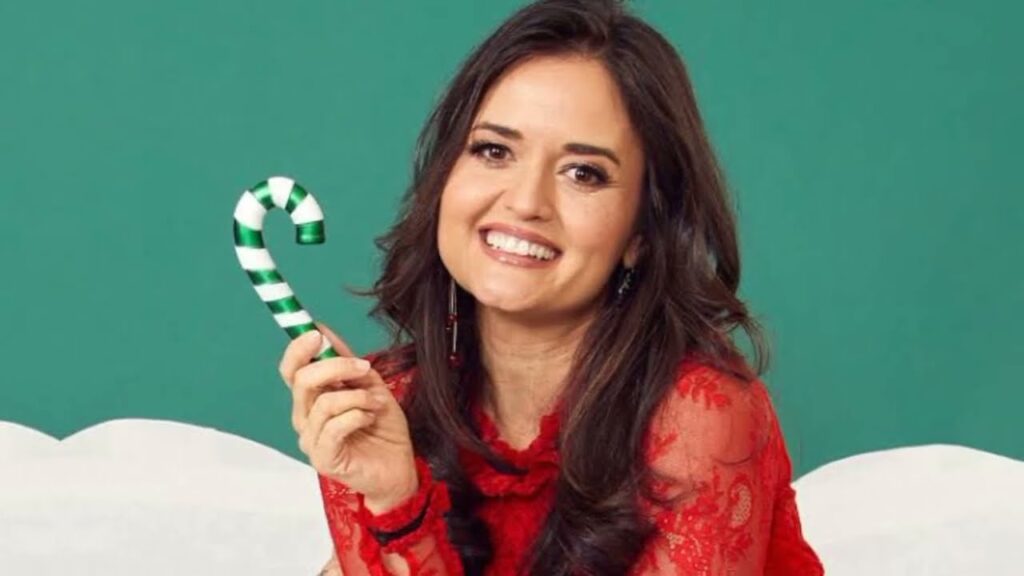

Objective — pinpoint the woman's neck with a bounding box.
[476,304,593,445]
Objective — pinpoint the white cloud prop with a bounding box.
[794,443,1024,575]
[0,419,332,575]
[1,421,1021,575]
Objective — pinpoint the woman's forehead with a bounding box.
[472,55,641,156]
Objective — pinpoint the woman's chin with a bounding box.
[471,285,548,317]
[475,294,538,316]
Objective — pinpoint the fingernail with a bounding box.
[306,330,322,344]
[371,391,389,404]
[353,358,371,371]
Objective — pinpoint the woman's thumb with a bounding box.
[314,321,385,390]
[314,322,356,358]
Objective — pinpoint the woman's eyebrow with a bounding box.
[563,142,620,166]
[473,121,523,140]
[472,121,621,166]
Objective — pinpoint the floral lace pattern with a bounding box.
[628,361,822,575]
[459,402,561,498]
[318,354,824,575]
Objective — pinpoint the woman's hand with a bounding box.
[279,322,419,513]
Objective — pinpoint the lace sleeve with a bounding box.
[630,362,823,575]
[318,461,463,575]
[316,353,464,576]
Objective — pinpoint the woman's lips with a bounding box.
[479,223,560,252]
[478,230,560,268]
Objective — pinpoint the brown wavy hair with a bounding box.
[359,0,770,573]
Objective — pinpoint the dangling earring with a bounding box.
[446,277,463,369]
[614,266,636,306]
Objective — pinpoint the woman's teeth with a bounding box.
[484,230,557,260]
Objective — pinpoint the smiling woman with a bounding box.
[438,55,644,326]
[284,0,826,574]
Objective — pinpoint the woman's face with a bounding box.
[437,54,645,324]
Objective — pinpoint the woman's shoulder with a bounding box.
[667,353,775,430]
[644,352,784,489]
[636,355,820,573]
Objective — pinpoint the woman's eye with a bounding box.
[565,164,610,188]
[468,141,510,163]
[467,141,610,188]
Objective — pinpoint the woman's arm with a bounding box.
[319,457,464,576]
[629,364,823,575]
[327,360,462,575]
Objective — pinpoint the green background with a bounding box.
[2,0,1020,476]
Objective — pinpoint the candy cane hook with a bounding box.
[233,176,338,361]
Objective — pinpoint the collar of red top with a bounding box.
[458,402,561,498]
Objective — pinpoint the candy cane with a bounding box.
[233,176,338,361]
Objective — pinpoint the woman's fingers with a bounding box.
[307,409,379,467]
[299,388,386,454]
[314,322,388,391]
[314,322,355,357]
[278,330,324,387]
[291,356,373,433]
[277,322,391,447]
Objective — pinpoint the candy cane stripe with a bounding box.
[295,221,326,244]
[274,310,313,328]
[235,247,276,271]
[233,192,267,230]
[234,176,339,361]
[233,222,265,248]
[254,282,293,301]
[285,183,308,213]
[246,269,283,285]
[249,181,276,211]
[284,324,314,339]
[289,194,322,225]
[267,295,303,315]
[268,177,295,209]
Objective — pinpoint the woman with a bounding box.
[279,0,824,574]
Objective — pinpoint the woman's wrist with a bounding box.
[357,457,452,553]
[363,477,420,515]
[366,489,432,545]
[361,454,424,515]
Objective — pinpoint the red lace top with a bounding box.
[318,354,824,575]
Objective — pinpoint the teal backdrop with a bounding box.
[2,0,1021,476]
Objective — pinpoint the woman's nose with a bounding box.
[502,166,554,221]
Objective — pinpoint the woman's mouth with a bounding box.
[479,229,561,268]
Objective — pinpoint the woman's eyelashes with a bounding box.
[561,163,611,187]
[468,140,511,163]
[466,139,613,189]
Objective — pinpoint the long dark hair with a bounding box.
[359,0,770,573]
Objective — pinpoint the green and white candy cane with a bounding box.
[233,176,338,361]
